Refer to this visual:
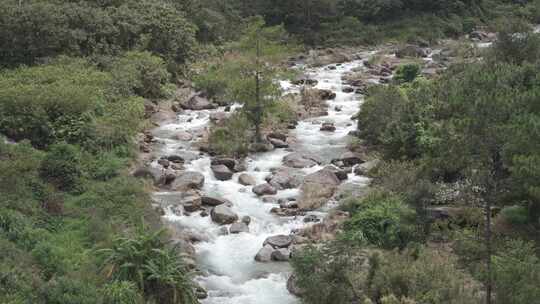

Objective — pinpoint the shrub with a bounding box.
[343,191,418,249]
[394,64,421,84]
[39,143,82,192]
[366,248,482,304]
[110,51,172,99]
[499,205,529,225]
[208,113,251,157]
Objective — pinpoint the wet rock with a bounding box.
[253,183,277,196]
[297,169,340,210]
[211,164,234,181]
[469,30,489,41]
[320,122,336,132]
[211,157,237,171]
[255,245,274,262]
[172,239,196,256]
[354,159,380,176]
[323,165,348,181]
[249,141,274,152]
[287,274,305,296]
[241,216,251,225]
[167,155,184,163]
[263,235,293,248]
[318,89,336,100]
[179,193,202,212]
[195,284,208,299]
[303,214,320,223]
[238,173,256,186]
[291,75,318,86]
[139,142,151,153]
[267,167,304,190]
[229,222,249,234]
[268,137,288,148]
[267,132,287,142]
[180,94,217,110]
[342,86,354,93]
[157,158,170,168]
[210,205,238,225]
[271,248,291,261]
[283,152,322,168]
[334,106,342,112]
[175,131,193,141]
[336,151,364,167]
[201,195,230,207]
[172,171,205,190]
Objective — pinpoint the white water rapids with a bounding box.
[150,54,373,304]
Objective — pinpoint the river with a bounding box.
[149,52,374,304]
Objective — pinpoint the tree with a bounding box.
[228,17,292,143]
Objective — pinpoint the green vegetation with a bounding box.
[292,17,540,304]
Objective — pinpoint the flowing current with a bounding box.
[150,54,373,304]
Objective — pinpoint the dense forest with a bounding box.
[1,0,540,303]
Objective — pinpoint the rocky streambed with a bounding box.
[134,47,416,303]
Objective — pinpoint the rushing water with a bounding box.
[150,54,373,304]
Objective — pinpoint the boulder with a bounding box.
[241,216,251,225]
[132,166,160,183]
[320,122,336,132]
[342,86,354,93]
[254,245,274,262]
[271,248,291,261]
[211,164,234,181]
[267,132,287,142]
[178,193,202,212]
[336,151,364,167]
[396,45,429,58]
[209,112,228,123]
[180,94,216,110]
[283,152,322,168]
[267,167,304,189]
[323,165,348,181]
[263,235,293,248]
[211,157,237,171]
[210,205,238,225]
[238,173,256,186]
[167,155,184,163]
[172,172,205,190]
[252,183,277,196]
[201,195,230,207]
[229,222,249,234]
[297,169,340,210]
[291,75,318,86]
[287,275,305,296]
[318,89,336,100]
[175,131,193,141]
[354,159,380,176]
[269,137,288,148]
[158,158,170,168]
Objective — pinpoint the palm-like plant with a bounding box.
[98,226,197,304]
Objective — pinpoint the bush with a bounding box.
[394,64,421,84]
[39,143,82,192]
[366,248,482,304]
[499,205,529,225]
[208,113,251,157]
[343,191,418,249]
[110,51,173,99]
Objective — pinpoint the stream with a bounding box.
[149,52,374,304]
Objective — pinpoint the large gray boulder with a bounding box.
[210,205,238,225]
[211,157,237,171]
[252,183,277,196]
[238,173,256,186]
[211,164,234,181]
[254,245,274,262]
[172,171,205,190]
[267,167,304,189]
[283,152,322,168]
[297,169,340,210]
[263,235,293,248]
[180,94,216,110]
[202,195,230,207]
[178,193,202,212]
[271,248,291,261]
[229,222,249,234]
[354,159,380,176]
